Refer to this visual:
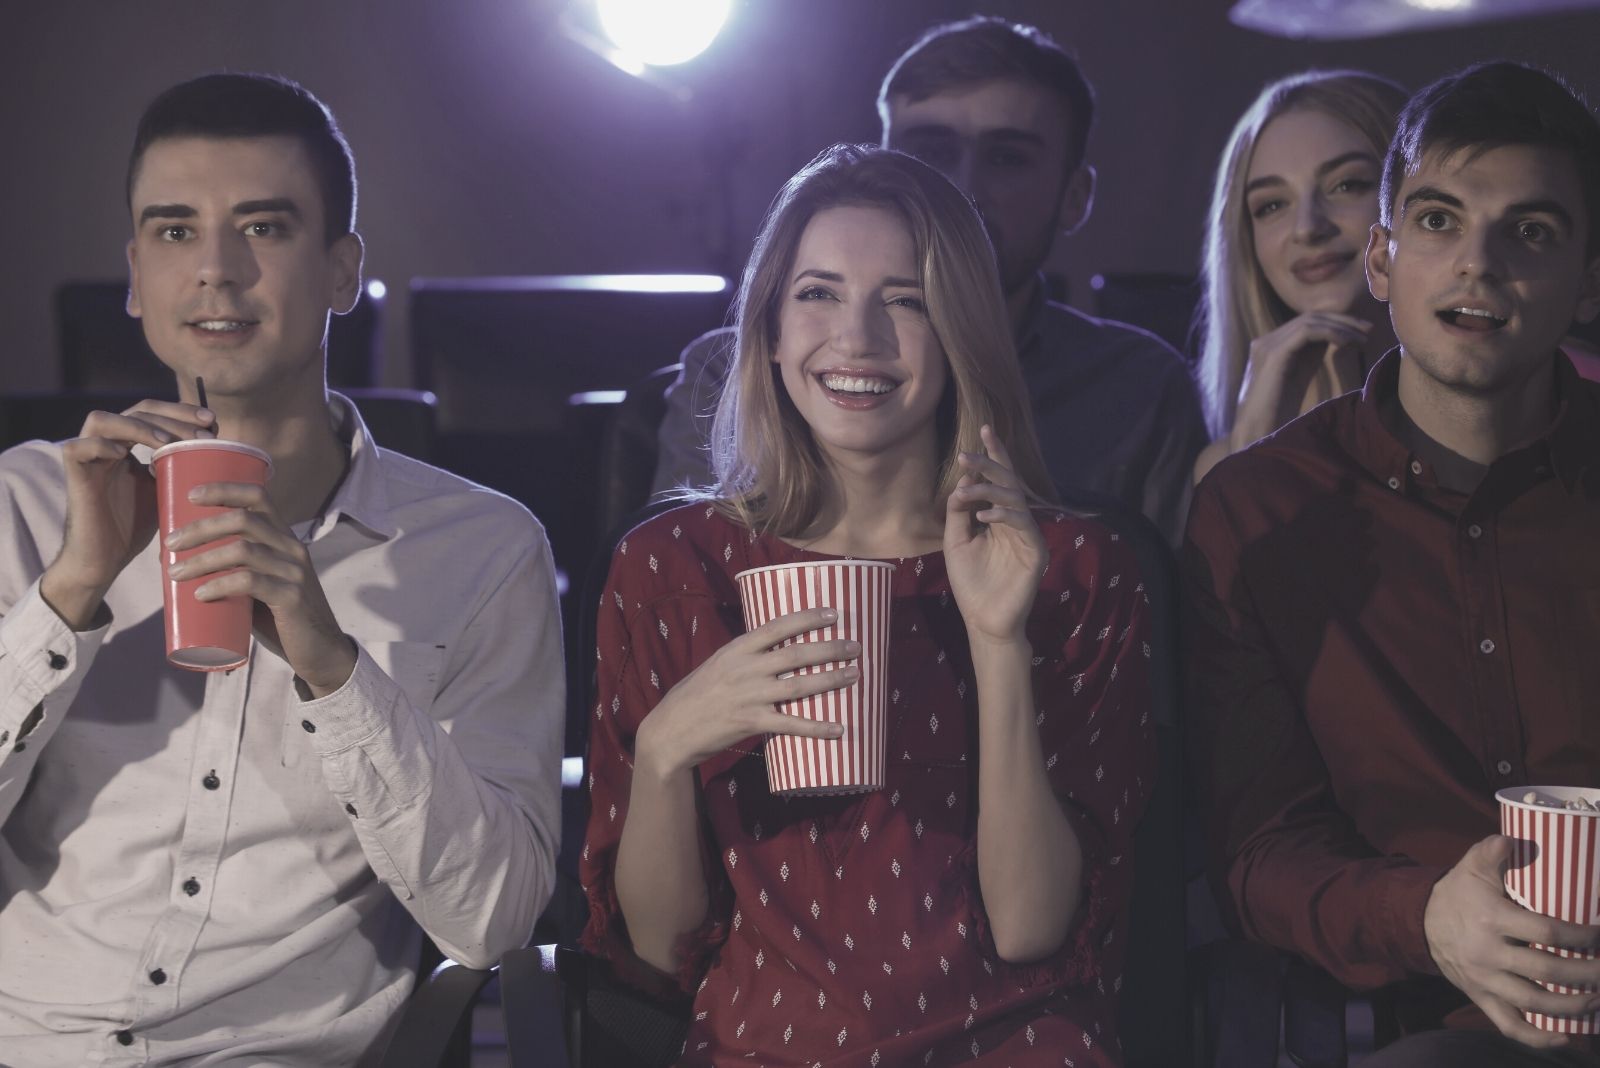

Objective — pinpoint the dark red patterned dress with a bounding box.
[581,503,1155,1066]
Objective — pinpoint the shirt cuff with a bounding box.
[1382,864,1450,977]
[294,640,402,755]
[0,579,111,728]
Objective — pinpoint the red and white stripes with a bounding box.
[1498,787,1600,1034]
[737,560,894,796]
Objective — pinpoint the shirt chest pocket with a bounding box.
[279,639,449,768]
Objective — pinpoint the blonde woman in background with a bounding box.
[1193,71,1408,483]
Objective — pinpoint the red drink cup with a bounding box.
[735,559,893,796]
[151,439,272,672]
[1497,786,1600,1035]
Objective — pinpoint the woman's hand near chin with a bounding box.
[1233,311,1372,450]
[943,424,1047,650]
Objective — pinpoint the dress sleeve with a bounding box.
[965,519,1157,988]
[578,524,735,997]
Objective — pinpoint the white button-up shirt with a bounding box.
[0,396,564,1066]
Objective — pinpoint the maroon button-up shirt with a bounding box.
[1183,349,1600,1028]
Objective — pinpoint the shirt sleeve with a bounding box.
[579,525,735,997]
[1182,483,1443,988]
[293,520,565,970]
[0,448,113,826]
[964,519,1158,988]
[649,331,734,497]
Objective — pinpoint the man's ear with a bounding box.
[125,239,143,318]
[329,232,365,316]
[1059,163,1096,235]
[1365,222,1392,302]
[1575,250,1600,326]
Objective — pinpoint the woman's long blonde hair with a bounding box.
[710,144,1057,538]
[1195,71,1407,439]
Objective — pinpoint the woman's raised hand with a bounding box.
[1233,311,1372,449]
[634,607,856,778]
[944,425,1047,648]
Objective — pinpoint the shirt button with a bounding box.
[1387,476,1401,490]
[1467,524,1483,539]
[344,803,358,817]
[182,877,201,896]
[1480,638,1496,654]
[1410,460,1423,476]
[114,1029,134,1045]
[1497,760,1513,776]
[202,772,220,791]
[13,741,26,753]
[301,720,316,734]
[47,651,68,670]
[148,968,167,985]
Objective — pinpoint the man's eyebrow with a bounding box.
[977,128,1046,148]
[1399,186,1463,216]
[234,198,301,218]
[138,203,195,225]
[1506,198,1575,230]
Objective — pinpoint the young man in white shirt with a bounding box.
[0,73,564,1066]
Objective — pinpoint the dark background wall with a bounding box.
[4,0,1600,392]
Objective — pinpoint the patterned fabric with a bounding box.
[581,503,1155,1066]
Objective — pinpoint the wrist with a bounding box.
[39,564,112,632]
[300,635,358,699]
[634,716,690,782]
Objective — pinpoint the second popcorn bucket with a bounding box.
[735,559,894,795]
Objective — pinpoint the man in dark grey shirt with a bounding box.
[652,16,1206,543]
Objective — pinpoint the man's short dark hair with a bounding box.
[877,16,1095,172]
[127,72,356,244]
[1380,61,1600,255]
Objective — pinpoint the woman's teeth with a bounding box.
[821,374,895,394]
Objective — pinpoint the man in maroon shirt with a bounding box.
[1185,62,1600,1065]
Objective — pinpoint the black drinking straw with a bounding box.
[195,376,208,411]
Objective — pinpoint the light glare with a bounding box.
[366,279,387,300]
[596,0,730,67]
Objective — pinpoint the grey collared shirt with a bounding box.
[651,295,1205,544]
[0,395,564,1066]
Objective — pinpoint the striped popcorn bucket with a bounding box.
[1497,786,1600,1035]
[735,560,894,796]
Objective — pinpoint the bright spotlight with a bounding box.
[596,0,730,67]
[366,279,387,300]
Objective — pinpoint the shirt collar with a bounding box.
[1352,347,1599,497]
[304,392,398,542]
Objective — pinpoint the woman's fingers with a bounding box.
[769,637,859,674]
[951,480,1028,512]
[761,709,848,740]
[743,606,838,650]
[768,662,860,703]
